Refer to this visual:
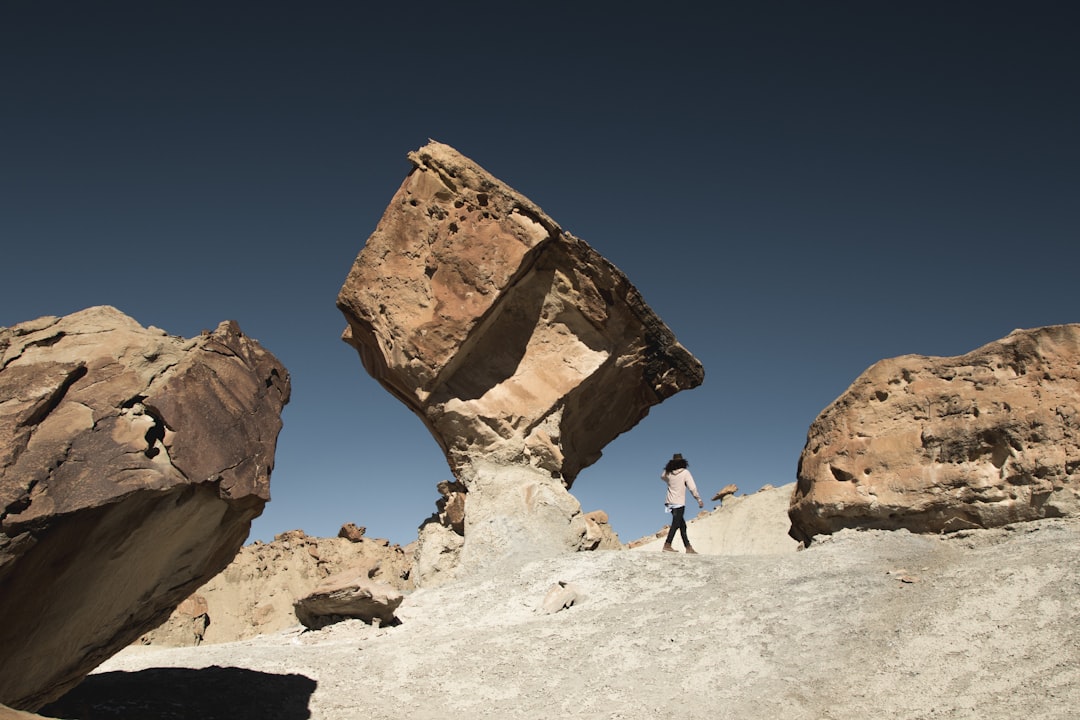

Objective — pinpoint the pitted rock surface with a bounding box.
[337,142,702,575]
[0,306,290,710]
[791,324,1080,544]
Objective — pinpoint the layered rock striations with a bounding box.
[338,142,702,577]
[0,306,290,710]
[791,324,1080,545]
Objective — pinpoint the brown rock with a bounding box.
[338,522,367,542]
[433,479,467,535]
[0,306,290,710]
[337,142,703,575]
[791,324,1080,545]
[712,484,738,503]
[293,567,404,629]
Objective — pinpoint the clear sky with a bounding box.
[3,2,1078,546]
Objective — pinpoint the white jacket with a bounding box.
[661,468,701,507]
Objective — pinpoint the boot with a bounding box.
[663,543,676,552]
[685,545,698,554]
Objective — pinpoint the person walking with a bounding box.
[661,453,703,553]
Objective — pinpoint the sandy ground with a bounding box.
[41,502,1080,720]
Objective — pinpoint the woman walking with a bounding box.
[661,453,704,553]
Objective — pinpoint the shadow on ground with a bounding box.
[39,666,316,719]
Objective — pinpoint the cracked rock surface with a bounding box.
[0,306,290,711]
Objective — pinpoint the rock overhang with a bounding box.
[337,141,704,487]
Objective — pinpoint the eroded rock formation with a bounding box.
[293,568,404,629]
[0,306,290,710]
[791,324,1080,545]
[338,142,702,576]
[139,527,412,646]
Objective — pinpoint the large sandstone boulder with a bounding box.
[338,142,702,577]
[791,324,1080,545]
[0,306,290,710]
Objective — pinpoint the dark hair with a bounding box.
[664,455,689,473]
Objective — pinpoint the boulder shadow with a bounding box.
[39,665,316,720]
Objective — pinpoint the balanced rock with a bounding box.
[712,484,738,503]
[0,306,290,710]
[791,324,1080,545]
[338,142,702,576]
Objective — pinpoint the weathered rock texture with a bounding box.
[139,528,412,646]
[0,306,290,710]
[581,510,621,550]
[293,569,404,629]
[337,142,702,576]
[791,325,1080,545]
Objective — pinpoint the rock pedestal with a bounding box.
[0,306,290,710]
[791,324,1080,544]
[338,142,702,578]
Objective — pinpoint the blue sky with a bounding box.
[3,2,1078,546]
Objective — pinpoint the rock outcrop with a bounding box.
[337,142,702,577]
[139,528,412,646]
[791,324,1080,545]
[581,510,621,550]
[0,306,290,710]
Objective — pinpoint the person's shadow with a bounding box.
[39,666,316,719]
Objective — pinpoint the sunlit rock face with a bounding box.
[791,324,1080,545]
[338,142,703,576]
[0,306,290,711]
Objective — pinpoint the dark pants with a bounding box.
[665,505,690,547]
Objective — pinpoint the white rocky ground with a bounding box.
[41,485,1080,720]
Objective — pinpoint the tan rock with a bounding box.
[712,484,738,503]
[582,509,622,550]
[413,521,465,588]
[337,142,703,578]
[0,306,289,711]
[293,568,404,629]
[541,581,583,614]
[791,324,1080,545]
[0,704,53,720]
[139,532,412,646]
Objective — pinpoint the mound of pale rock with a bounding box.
[139,528,413,646]
[0,306,289,711]
[632,483,800,554]
[47,516,1080,720]
[337,142,702,580]
[791,324,1080,544]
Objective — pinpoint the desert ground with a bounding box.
[41,486,1080,720]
